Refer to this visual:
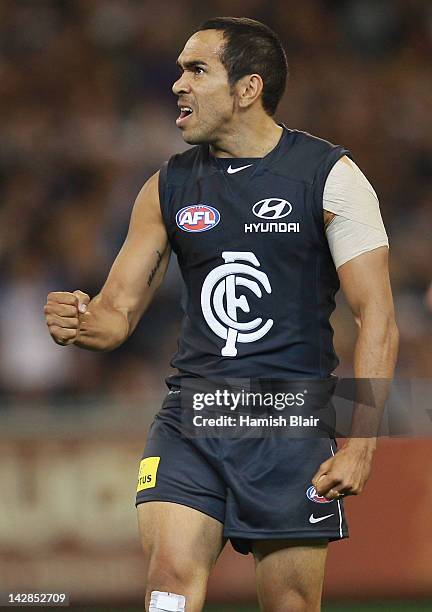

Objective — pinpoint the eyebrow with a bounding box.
[176,59,209,70]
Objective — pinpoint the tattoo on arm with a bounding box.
[147,250,163,287]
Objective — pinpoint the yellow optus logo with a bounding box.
[137,457,160,492]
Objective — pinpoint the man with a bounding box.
[44,17,399,612]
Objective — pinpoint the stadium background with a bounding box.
[0,0,431,610]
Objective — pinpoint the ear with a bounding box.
[235,74,264,109]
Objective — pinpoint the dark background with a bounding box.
[0,0,430,402]
[0,1,431,609]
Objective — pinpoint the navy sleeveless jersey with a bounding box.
[159,126,350,383]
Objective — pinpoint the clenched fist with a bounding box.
[44,290,90,346]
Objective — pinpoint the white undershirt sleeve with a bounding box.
[323,157,389,269]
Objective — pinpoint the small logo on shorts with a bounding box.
[137,456,160,492]
[309,513,334,523]
[306,485,333,504]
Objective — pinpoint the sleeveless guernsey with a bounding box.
[158,126,350,384]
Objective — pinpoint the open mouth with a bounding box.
[176,106,194,127]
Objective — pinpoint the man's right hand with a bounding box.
[43,171,170,352]
[44,290,91,346]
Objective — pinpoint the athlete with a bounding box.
[44,18,399,612]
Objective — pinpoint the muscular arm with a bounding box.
[75,172,171,351]
[339,246,399,435]
[313,246,399,498]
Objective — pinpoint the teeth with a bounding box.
[181,107,192,113]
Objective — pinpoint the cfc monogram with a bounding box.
[201,252,273,357]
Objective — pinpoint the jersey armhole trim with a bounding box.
[158,161,169,220]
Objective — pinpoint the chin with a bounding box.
[181,131,208,145]
[180,123,216,145]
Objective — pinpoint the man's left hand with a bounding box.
[311,440,376,501]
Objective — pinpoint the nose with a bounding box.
[172,72,191,96]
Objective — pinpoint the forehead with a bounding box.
[177,30,225,66]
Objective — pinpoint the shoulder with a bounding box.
[324,156,380,214]
[136,170,160,200]
[166,145,204,183]
[291,130,349,163]
[168,145,202,166]
[289,129,344,155]
[130,171,164,226]
[291,130,350,173]
[273,128,350,184]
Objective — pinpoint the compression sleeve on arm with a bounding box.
[324,157,389,269]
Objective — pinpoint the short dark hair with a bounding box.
[197,17,288,116]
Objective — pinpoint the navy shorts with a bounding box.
[135,394,349,555]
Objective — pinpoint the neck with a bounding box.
[209,114,283,158]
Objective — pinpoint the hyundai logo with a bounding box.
[252,198,292,220]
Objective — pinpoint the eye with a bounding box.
[194,67,204,75]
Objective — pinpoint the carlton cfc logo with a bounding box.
[176,205,220,232]
[201,251,273,357]
[306,486,333,504]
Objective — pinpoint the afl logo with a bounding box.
[306,486,333,504]
[176,205,220,232]
[252,198,292,220]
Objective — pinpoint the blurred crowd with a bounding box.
[0,0,431,404]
